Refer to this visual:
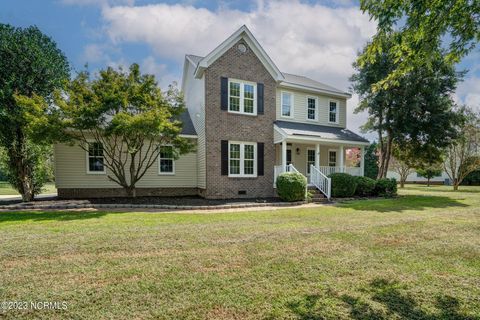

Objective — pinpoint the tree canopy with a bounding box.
[0,24,69,201]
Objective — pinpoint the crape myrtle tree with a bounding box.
[351,32,462,179]
[19,64,194,197]
[416,165,443,187]
[390,144,415,188]
[359,0,480,91]
[0,24,69,201]
[444,106,480,190]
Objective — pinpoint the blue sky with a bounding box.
[1,0,479,135]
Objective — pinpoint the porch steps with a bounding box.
[307,186,328,203]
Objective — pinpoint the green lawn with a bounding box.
[0,182,56,196]
[0,185,479,319]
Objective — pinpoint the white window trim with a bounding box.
[228,141,257,178]
[306,96,318,122]
[328,149,338,167]
[228,79,257,116]
[306,148,316,175]
[158,145,176,175]
[328,99,339,124]
[280,91,294,118]
[86,140,106,175]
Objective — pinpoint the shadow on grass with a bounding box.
[404,186,480,194]
[286,279,478,320]
[338,195,468,213]
[0,211,122,223]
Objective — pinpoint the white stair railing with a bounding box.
[310,165,331,200]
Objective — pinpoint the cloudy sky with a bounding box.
[1,0,479,139]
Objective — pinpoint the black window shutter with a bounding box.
[257,142,264,176]
[221,77,228,110]
[221,140,229,175]
[257,83,264,114]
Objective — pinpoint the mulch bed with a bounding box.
[0,196,305,211]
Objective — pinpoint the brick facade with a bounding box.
[204,40,276,199]
[58,187,199,199]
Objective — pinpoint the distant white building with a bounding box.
[387,170,450,184]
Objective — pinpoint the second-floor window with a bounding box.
[329,100,338,123]
[228,80,256,115]
[281,92,293,117]
[307,97,317,120]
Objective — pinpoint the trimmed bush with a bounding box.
[354,176,376,197]
[329,173,357,198]
[374,178,398,197]
[276,172,307,202]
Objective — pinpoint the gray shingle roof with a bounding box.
[185,55,348,95]
[275,120,369,143]
[281,73,349,96]
[178,109,197,136]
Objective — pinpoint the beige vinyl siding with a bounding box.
[183,60,206,189]
[276,88,347,128]
[54,142,197,189]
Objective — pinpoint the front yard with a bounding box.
[0,185,479,319]
[0,182,56,196]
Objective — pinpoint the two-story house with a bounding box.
[54,25,368,199]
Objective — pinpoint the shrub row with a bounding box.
[329,173,397,198]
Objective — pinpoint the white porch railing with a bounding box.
[310,165,331,200]
[318,166,362,177]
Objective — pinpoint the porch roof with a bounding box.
[274,120,369,144]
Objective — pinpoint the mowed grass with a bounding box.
[0,185,479,319]
[0,181,56,196]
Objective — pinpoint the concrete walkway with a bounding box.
[0,193,57,201]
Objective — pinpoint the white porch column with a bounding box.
[360,146,365,176]
[339,145,344,172]
[282,140,287,170]
[315,143,320,169]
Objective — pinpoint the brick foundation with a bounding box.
[58,188,200,199]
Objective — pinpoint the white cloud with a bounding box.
[141,56,178,89]
[455,74,480,112]
[92,0,376,135]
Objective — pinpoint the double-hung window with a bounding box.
[328,150,337,167]
[329,100,338,123]
[228,80,256,115]
[307,97,317,121]
[228,142,257,177]
[281,92,293,117]
[306,149,316,174]
[87,142,105,174]
[159,146,175,174]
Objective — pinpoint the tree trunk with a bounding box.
[125,186,137,198]
[453,183,459,191]
[427,178,430,187]
[400,180,405,188]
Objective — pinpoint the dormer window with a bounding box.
[228,79,257,115]
[329,100,338,123]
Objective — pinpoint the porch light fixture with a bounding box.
[296,148,300,155]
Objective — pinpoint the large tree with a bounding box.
[19,64,193,197]
[444,106,480,190]
[359,0,479,91]
[351,32,462,178]
[0,24,69,201]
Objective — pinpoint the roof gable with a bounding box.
[194,25,284,81]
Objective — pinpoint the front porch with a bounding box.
[274,141,365,181]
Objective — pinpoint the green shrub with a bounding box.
[276,172,307,202]
[354,176,376,197]
[374,178,398,197]
[329,173,357,197]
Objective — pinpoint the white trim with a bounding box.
[283,135,370,146]
[328,99,339,124]
[86,141,106,175]
[228,141,257,178]
[179,134,198,139]
[280,91,294,118]
[158,145,176,175]
[306,96,318,122]
[306,148,316,175]
[195,25,284,81]
[228,78,257,116]
[328,149,338,167]
[278,82,351,99]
